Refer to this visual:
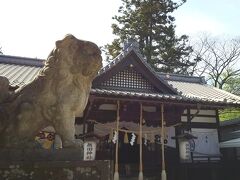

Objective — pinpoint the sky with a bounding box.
[0,0,240,60]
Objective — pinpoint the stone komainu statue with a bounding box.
[0,34,102,148]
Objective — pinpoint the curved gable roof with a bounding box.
[93,48,178,94]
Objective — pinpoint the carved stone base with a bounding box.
[0,148,112,180]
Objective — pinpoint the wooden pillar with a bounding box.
[161,104,167,180]
[139,103,143,180]
[114,100,120,180]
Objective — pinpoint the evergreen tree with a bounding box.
[105,0,194,74]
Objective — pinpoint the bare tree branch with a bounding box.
[190,34,240,89]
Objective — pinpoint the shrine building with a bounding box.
[0,42,240,180]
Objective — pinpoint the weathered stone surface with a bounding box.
[0,148,112,180]
[0,34,102,148]
[0,149,112,180]
[0,148,83,162]
[0,161,112,180]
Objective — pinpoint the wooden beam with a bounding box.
[90,95,230,109]
[182,114,217,118]
[180,122,218,129]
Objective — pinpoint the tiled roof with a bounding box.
[90,88,240,105]
[91,88,185,101]
[166,80,240,104]
[0,54,43,86]
[0,53,240,106]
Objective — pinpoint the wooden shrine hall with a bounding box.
[75,43,240,180]
[1,41,240,180]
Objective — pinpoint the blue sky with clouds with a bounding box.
[0,0,239,59]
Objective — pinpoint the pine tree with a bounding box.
[105,0,194,74]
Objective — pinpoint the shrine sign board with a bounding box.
[84,141,97,161]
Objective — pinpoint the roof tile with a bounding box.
[0,53,240,106]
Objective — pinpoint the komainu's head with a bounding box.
[42,34,102,80]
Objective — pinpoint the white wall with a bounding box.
[191,128,220,156]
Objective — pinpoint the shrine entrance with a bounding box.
[80,98,184,179]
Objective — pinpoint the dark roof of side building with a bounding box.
[220,118,240,127]
[0,54,43,86]
[219,118,240,148]
[0,54,43,67]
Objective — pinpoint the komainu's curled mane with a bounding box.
[0,34,102,148]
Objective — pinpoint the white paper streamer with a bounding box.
[112,130,118,144]
[144,134,148,146]
[130,133,136,146]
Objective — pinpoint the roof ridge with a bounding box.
[158,71,200,78]
[158,72,206,84]
[0,54,44,67]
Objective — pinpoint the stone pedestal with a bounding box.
[0,148,112,180]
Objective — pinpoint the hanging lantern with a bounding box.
[124,132,129,144]
[179,139,191,160]
[172,133,197,161]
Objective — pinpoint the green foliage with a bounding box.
[105,0,195,74]
[223,75,240,96]
[219,108,240,121]
[103,39,122,62]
